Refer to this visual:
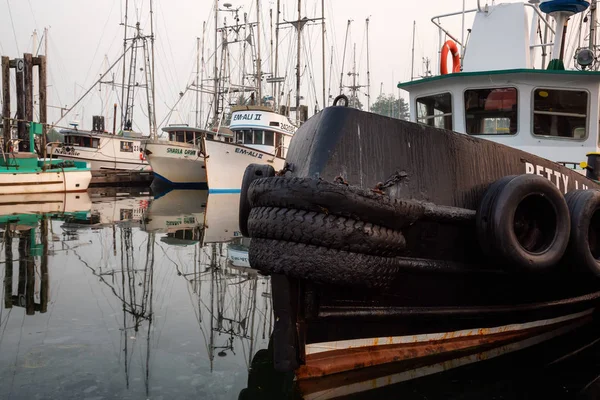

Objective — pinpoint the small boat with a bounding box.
[203,105,296,193]
[239,0,600,385]
[48,118,150,171]
[144,125,220,187]
[0,123,91,195]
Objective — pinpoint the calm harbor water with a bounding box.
[2,188,600,400]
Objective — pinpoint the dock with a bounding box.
[89,170,154,187]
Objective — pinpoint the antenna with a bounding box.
[366,17,371,112]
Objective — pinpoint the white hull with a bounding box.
[145,142,206,185]
[0,192,92,215]
[204,193,241,242]
[48,139,150,171]
[142,189,208,233]
[51,153,150,171]
[203,140,284,193]
[0,170,92,195]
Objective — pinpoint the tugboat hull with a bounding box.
[241,107,600,381]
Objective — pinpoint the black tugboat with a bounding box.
[239,0,600,394]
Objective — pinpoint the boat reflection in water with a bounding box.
[143,188,271,370]
[0,188,271,399]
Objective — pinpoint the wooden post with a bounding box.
[24,53,34,154]
[1,57,10,151]
[26,240,35,315]
[37,56,47,158]
[4,227,13,309]
[40,217,49,313]
[15,58,26,152]
[17,232,27,305]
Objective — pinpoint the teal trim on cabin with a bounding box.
[397,68,600,89]
[0,153,89,173]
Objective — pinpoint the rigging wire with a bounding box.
[6,0,21,55]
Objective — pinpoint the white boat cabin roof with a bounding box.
[230,106,297,137]
[398,1,600,166]
[59,128,146,140]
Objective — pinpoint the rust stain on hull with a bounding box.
[296,317,588,380]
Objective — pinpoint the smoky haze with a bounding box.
[0,0,518,132]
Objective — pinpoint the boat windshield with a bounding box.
[168,130,200,144]
[64,135,100,149]
[532,89,588,139]
[416,93,453,130]
[464,88,518,135]
[233,129,275,146]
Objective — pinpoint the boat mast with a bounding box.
[296,0,301,115]
[321,0,326,108]
[256,0,262,103]
[196,36,200,128]
[121,0,129,132]
[339,20,351,94]
[149,0,157,139]
[351,43,357,107]
[410,20,415,81]
[269,7,274,106]
[591,0,597,53]
[274,0,281,111]
[212,0,220,129]
[200,21,206,128]
[366,17,371,112]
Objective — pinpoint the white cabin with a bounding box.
[229,106,297,158]
[399,0,600,167]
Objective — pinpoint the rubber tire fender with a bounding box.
[239,164,276,237]
[247,206,406,256]
[564,189,600,277]
[476,174,570,272]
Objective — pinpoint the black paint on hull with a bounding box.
[251,106,600,373]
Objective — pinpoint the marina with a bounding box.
[5,0,600,398]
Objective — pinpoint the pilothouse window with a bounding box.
[416,93,452,129]
[464,88,518,135]
[533,89,588,139]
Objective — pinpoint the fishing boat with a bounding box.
[239,0,600,388]
[203,106,296,193]
[49,118,150,171]
[0,123,91,195]
[143,125,218,188]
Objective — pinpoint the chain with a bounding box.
[374,171,408,191]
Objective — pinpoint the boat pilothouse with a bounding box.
[236,0,600,388]
[400,0,600,173]
[203,105,297,193]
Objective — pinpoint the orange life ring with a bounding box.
[440,40,461,75]
[139,152,145,161]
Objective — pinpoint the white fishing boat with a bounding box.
[49,120,150,171]
[203,106,296,193]
[143,125,227,187]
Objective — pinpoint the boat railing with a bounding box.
[430,2,556,74]
[0,139,22,169]
[45,141,61,169]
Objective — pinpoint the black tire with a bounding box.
[476,174,570,272]
[476,175,518,257]
[248,177,425,231]
[564,190,600,277]
[249,238,402,289]
[247,206,406,256]
[239,164,275,237]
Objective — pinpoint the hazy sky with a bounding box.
[0,0,518,132]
